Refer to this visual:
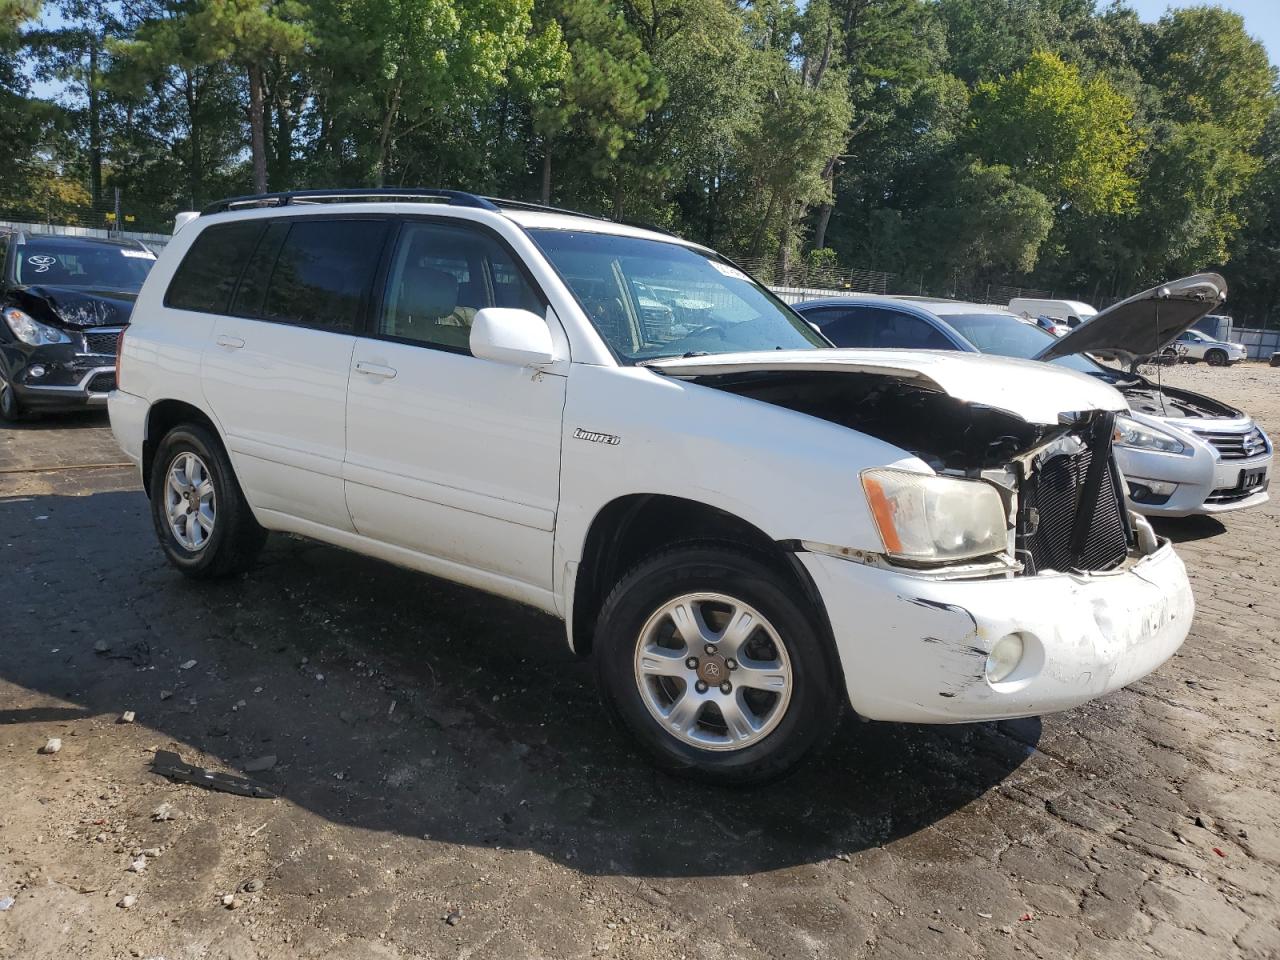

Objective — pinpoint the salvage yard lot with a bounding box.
[1,363,1278,960]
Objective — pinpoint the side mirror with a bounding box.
[470,308,556,367]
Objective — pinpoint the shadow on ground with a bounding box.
[1152,515,1228,543]
[0,488,1037,879]
[1,409,110,432]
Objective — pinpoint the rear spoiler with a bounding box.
[173,211,199,235]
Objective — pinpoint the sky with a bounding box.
[1127,0,1280,66]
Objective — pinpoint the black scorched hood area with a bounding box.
[9,284,138,329]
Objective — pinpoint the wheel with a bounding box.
[149,423,267,579]
[1206,348,1228,366]
[0,368,24,422]
[1159,348,1178,366]
[593,543,843,785]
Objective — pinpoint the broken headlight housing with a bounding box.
[1113,415,1188,455]
[861,468,1008,564]
[2,307,72,346]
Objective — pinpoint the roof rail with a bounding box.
[201,188,501,215]
[482,196,611,222]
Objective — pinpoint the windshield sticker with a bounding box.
[121,249,156,259]
[709,261,750,282]
[27,254,57,272]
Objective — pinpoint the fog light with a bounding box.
[28,365,46,378]
[985,633,1024,684]
[1128,477,1175,496]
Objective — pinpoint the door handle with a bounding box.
[216,335,244,350]
[354,361,397,380]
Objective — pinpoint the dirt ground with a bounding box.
[1,362,1278,960]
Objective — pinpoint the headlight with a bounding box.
[861,468,1008,563]
[1113,416,1188,455]
[2,307,72,346]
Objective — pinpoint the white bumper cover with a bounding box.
[802,542,1193,723]
[107,388,147,470]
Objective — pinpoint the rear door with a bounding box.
[196,216,391,531]
[343,218,567,598]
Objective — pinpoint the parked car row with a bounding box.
[794,294,1271,517]
[3,192,1269,783]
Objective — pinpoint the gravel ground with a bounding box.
[1,362,1278,960]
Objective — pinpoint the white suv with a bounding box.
[110,189,1194,783]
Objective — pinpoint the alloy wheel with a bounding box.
[164,451,217,551]
[633,592,793,752]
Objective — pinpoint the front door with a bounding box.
[343,219,567,598]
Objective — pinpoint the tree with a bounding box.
[530,0,660,204]
[120,0,309,194]
[972,50,1141,216]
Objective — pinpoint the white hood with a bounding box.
[644,349,1127,426]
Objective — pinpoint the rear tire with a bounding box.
[149,423,267,579]
[593,543,843,785]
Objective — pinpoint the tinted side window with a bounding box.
[165,221,264,313]
[808,307,880,348]
[378,221,544,352]
[259,219,388,332]
[820,306,953,350]
[230,221,289,318]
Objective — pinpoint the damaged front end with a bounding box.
[671,364,1154,578]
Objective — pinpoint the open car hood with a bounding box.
[1034,273,1226,364]
[644,348,1127,425]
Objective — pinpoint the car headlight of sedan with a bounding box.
[861,468,1008,563]
[1113,415,1189,455]
[2,307,72,346]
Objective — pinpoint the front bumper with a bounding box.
[801,542,1193,723]
[3,341,117,409]
[1117,443,1271,517]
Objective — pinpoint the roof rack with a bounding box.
[201,188,501,215]
[482,197,612,222]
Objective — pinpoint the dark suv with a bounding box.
[0,231,156,420]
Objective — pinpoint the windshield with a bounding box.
[528,229,826,362]
[14,241,155,290]
[944,312,1106,376]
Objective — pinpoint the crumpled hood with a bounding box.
[1035,273,1226,363]
[644,348,1127,425]
[12,284,137,329]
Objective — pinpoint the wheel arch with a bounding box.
[566,493,831,657]
[142,399,224,498]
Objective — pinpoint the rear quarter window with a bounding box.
[165,221,265,313]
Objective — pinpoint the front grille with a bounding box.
[86,372,116,393]
[84,328,123,356]
[1017,419,1130,574]
[1195,427,1268,460]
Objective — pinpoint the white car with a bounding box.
[109,189,1193,783]
[1009,297,1098,330]
[798,284,1271,518]
[1171,329,1248,365]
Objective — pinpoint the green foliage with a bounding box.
[973,51,1141,216]
[6,0,1280,319]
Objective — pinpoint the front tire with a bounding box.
[1206,348,1228,366]
[593,544,843,785]
[0,368,24,422]
[149,423,267,579]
